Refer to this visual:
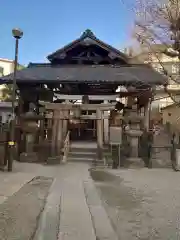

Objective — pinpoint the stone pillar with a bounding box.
[39,119,45,142]
[129,105,142,158]
[103,100,109,144]
[127,95,134,108]
[130,134,139,158]
[26,133,34,153]
[47,118,52,140]
[63,100,70,138]
[96,109,103,160]
[63,110,68,138]
[52,110,58,154]
[144,100,151,130]
[56,110,63,153]
[24,111,38,153]
[124,104,144,167]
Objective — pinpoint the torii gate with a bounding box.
[40,102,116,160]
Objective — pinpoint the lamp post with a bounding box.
[8,28,23,172]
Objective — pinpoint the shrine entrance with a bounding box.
[41,102,115,159]
[69,119,97,141]
[0,29,167,170]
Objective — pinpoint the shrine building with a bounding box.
[0,29,167,163]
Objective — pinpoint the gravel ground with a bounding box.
[0,176,53,240]
[90,168,180,240]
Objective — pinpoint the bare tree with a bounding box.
[121,0,180,102]
[135,0,177,46]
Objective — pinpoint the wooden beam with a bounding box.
[46,114,110,120]
[46,112,124,120]
[55,93,119,101]
[54,94,119,101]
[39,102,116,111]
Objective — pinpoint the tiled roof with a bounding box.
[0,64,167,86]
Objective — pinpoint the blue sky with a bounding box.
[0,0,134,65]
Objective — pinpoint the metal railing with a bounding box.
[62,131,70,163]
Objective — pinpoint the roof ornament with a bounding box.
[81,29,95,38]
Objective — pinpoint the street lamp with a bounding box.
[8,28,23,172]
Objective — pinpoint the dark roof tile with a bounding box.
[0,64,167,86]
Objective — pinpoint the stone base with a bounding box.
[92,159,106,167]
[46,156,61,165]
[125,158,145,168]
[151,158,172,168]
[20,152,38,163]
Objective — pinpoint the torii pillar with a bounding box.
[96,108,103,160]
[52,110,63,155]
[103,100,109,144]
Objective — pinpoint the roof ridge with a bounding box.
[80,29,96,38]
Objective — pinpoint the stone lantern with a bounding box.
[124,104,144,167]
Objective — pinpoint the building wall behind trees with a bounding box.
[0,58,14,76]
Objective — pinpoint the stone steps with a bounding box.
[68,144,110,165]
[68,157,95,163]
[68,143,113,166]
[70,147,97,153]
[68,145,97,163]
[69,151,96,159]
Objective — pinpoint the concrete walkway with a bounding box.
[34,163,97,240]
[1,161,116,240]
[58,169,96,240]
[56,164,117,240]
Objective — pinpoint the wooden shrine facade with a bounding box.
[0,29,168,161]
[0,29,167,106]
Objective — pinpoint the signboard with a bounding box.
[109,127,122,145]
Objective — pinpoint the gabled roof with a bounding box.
[47,29,128,63]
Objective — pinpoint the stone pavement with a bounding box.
[58,171,96,240]
[0,160,61,206]
[0,161,117,240]
[0,170,35,204]
[34,163,117,240]
[91,168,180,240]
[3,161,180,240]
[0,176,53,240]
